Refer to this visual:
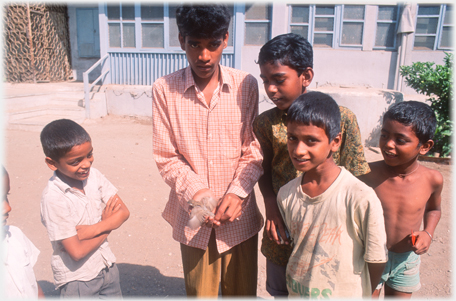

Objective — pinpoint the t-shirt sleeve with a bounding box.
[359,189,388,263]
[276,178,297,236]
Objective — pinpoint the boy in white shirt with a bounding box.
[40,119,130,298]
[3,166,44,298]
[277,91,388,298]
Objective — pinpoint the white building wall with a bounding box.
[239,3,450,101]
[313,49,397,90]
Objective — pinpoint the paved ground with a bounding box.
[3,114,452,299]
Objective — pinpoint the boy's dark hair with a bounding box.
[40,119,91,161]
[257,33,313,75]
[287,91,341,141]
[176,4,231,39]
[383,101,437,144]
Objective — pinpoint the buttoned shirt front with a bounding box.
[152,65,264,253]
[40,167,117,288]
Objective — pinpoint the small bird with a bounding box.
[187,196,218,230]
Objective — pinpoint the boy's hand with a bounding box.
[411,231,433,255]
[102,195,122,220]
[191,188,217,228]
[211,193,243,228]
[264,196,290,245]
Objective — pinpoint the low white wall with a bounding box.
[105,85,152,117]
[102,84,429,148]
[314,87,403,147]
[258,87,402,147]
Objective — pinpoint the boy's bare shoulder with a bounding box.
[419,163,444,190]
[358,161,387,188]
[367,160,385,171]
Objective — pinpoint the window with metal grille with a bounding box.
[106,3,235,51]
[288,4,400,50]
[244,3,271,45]
[414,4,453,50]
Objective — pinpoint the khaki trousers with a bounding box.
[180,230,258,297]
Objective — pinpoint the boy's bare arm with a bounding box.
[60,232,109,261]
[258,147,290,245]
[413,171,443,255]
[76,194,130,240]
[367,262,386,295]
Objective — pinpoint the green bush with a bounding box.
[399,52,453,157]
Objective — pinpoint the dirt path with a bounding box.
[4,115,451,298]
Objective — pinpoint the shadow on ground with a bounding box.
[38,263,186,297]
[118,263,186,297]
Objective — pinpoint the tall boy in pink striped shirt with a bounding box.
[152,4,264,297]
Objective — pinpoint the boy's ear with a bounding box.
[222,32,229,49]
[178,33,185,51]
[301,67,314,90]
[330,132,342,152]
[45,157,58,171]
[419,139,434,155]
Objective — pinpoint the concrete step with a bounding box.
[4,82,108,132]
[7,112,86,132]
[5,92,85,113]
[8,105,85,121]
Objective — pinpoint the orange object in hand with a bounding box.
[411,230,416,246]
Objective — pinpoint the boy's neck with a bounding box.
[192,64,221,93]
[282,88,308,114]
[384,158,421,179]
[301,159,341,198]
[55,170,85,193]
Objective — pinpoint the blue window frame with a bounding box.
[414,4,453,50]
[340,5,365,47]
[289,5,310,40]
[244,3,271,45]
[288,4,400,50]
[374,5,399,50]
[288,4,366,49]
[105,3,235,53]
[314,5,336,48]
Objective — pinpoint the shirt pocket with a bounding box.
[83,188,105,223]
[220,122,243,161]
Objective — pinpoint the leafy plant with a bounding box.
[400,52,453,157]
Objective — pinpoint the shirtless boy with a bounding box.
[360,101,443,298]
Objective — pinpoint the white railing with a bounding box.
[83,54,110,119]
